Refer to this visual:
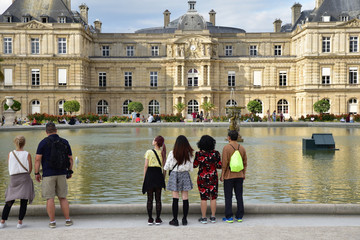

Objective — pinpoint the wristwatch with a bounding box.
[35,172,40,175]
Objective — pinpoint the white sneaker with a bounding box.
[0,222,6,229]
[17,223,23,229]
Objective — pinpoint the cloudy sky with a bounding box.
[0,0,315,33]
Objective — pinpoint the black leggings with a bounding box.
[147,188,162,219]
[1,199,28,221]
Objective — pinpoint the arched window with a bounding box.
[348,98,358,114]
[226,99,237,114]
[188,69,199,86]
[277,99,288,114]
[149,100,160,115]
[97,100,109,115]
[58,100,66,115]
[254,99,263,114]
[31,100,41,114]
[188,100,199,114]
[122,100,132,115]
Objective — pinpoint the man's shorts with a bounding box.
[42,175,68,199]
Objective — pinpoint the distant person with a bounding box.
[0,136,34,229]
[131,111,137,123]
[148,115,154,123]
[200,111,204,122]
[267,110,271,122]
[155,115,161,123]
[164,135,194,226]
[221,130,247,223]
[141,115,146,123]
[34,123,74,228]
[350,113,354,123]
[191,112,197,122]
[346,114,350,123]
[136,112,141,123]
[142,136,166,225]
[288,116,293,122]
[272,111,276,122]
[68,117,76,125]
[193,135,221,224]
[280,111,284,122]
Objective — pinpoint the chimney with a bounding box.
[209,9,216,26]
[273,19,282,32]
[79,4,89,24]
[316,0,324,9]
[291,3,302,26]
[94,19,102,33]
[163,10,170,27]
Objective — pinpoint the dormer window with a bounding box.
[188,1,196,11]
[41,15,49,23]
[58,17,66,23]
[3,16,12,23]
[322,16,330,22]
[23,16,31,23]
[340,15,349,22]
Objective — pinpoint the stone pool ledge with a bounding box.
[9,204,360,217]
[1,121,360,131]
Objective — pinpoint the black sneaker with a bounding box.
[169,219,179,226]
[198,217,207,224]
[182,218,188,226]
[155,218,162,225]
[148,218,154,225]
[210,216,216,223]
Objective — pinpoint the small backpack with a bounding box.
[229,144,244,172]
[45,137,70,170]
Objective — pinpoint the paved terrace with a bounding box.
[1,204,360,239]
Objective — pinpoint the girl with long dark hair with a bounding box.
[164,135,194,226]
[142,136,166,225]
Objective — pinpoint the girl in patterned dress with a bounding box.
[193,135,221,224]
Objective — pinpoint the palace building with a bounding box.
[1,0,360,119]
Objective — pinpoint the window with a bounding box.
[322,67,331,85]
[4,69,13,86]
[277,99,288,114]
[228,71,235,87]
[279,71,287,86]
[349,67,358,84]
[31,69,40,86]
[125,72,132,87]
[122,100,132,115]
[225,45,233,56]
[4,16,12,22]
[23,17,30,23]
[58,17,66,23]
[41,17,48,23]
[340,15,349,21]
[102,46,110,57]
[58,100,66,115]
[31,38,40,54]
[250,45,257,56]
[350,37,358,53]
[31,100,40,114]
[148,100,160,115]
[322,16,330,22]
[58,69,67,85]
[187,69,198,87]
[99,72,106,87]
[4,38,12,54]
[150,72,158,87]
[187,100,199,114]
[274,45,282,56]
[126,46,134,56]
[97,100,109,115]
[151,46,159,56]
[322,37,331,53]
[254,99,263,114]
[226,99,237,114]
[58,38,67,54]
[253,71,262,86]
[348,98,358,114]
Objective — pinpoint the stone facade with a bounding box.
[1,0,360,119]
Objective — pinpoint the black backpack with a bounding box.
[45,137,70,170]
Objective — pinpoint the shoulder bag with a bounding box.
[12,151,29,173]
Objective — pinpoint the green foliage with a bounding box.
[200,101,216,118]
[0,58,4,81]
[313,99,330,114]
[63,100,80,114]
[128,102,144,113]
[247,100,262,114]
[173,102,187,114]
[4,100,21,111]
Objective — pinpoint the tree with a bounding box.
[63,100,80,115]
[0,58,4,81]
[247,100,262,114]
[173,102,186,115]
[201,100,216,119]
[128,102,144,113]
[313,99,330,114]
[4,99,21,111]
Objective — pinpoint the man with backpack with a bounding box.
[34,122,74,228]
[220,130,247,223]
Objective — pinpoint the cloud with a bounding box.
[0,0,316,33]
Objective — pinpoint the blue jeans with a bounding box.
[224,178,244,219]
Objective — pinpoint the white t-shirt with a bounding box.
[8,150,29,175]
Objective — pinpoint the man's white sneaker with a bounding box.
[0,222,6,229]
[17,223,23,229]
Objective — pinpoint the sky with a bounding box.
[0,0,315,33]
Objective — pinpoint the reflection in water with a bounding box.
[0,127,359,205]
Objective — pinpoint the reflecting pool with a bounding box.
[0,126,359,205]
